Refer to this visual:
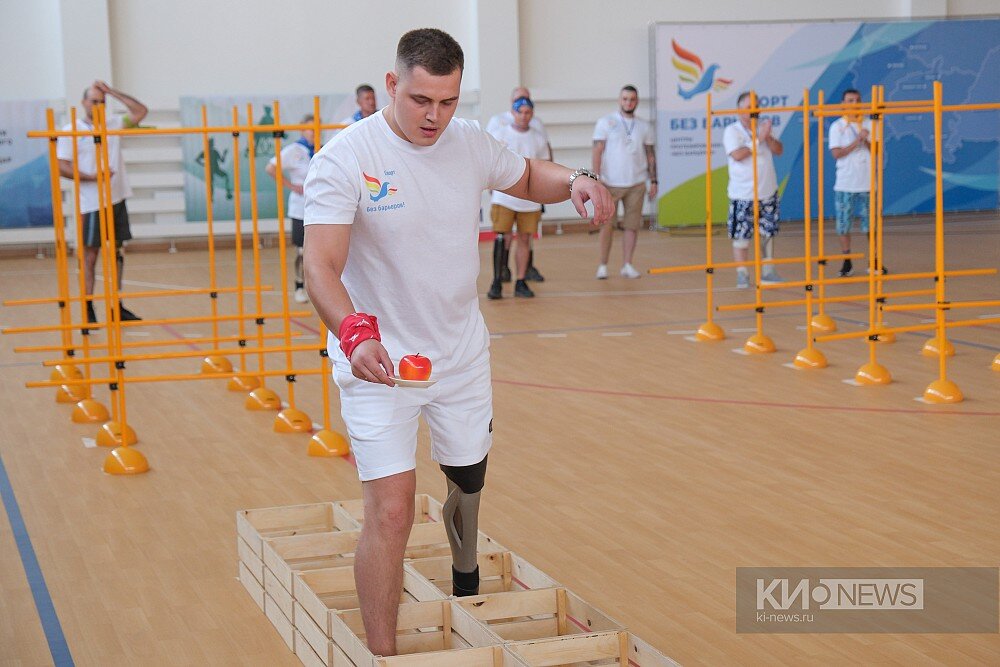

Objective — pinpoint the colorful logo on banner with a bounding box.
[671,39,733,100]
[363,172,397,202]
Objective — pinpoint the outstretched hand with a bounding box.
[570,177,613,227]
[350,339,396,387]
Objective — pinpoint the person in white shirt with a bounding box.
[486,97,550,299]
[56,80,148,323]
[339,84,378,126]
[829,88,874,277]
[485,86,552,283]
[266,114,317,303]
[723,91,784,289]
[303,29,611,655]
[592,85,657,279]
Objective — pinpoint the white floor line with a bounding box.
[979,313,1000,319]
[783,362,802,370]
[732,348,750,356]
[914,396,930,404]
[490,334,504,340]
[667,329,697,335]
[82,437,96,449]
[842,378,862,386]
[731,327,757,333]
[602,332,632,337]
[684,336,700,343]
[537,333,567,338]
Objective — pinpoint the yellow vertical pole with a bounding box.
[44,110,74,355]
[873,86,893,342]
[92,105,119,418]
[795,89,826,368]
[744,91,774,353]
[199,105,228,372]
[69,107,99,392]
[922,80,963,403]
[812,90,836,333]
[697,93,724,340]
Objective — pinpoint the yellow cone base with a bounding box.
[50,364,82,382]
[72,399,110,423]
[96,421,138,447]
[56,383,90,403]
[309,429,351,457]
[201,356,233,374]
[696,322,725,341]
[246,388,281,411]
[227,375,262,392]
[874,329,896,344]
[274,408,312,433]
[810,314,837,334]
[103,446,150,475]
[921,337,955,357]
[856,362,892,385]
[793,347,828,369]
[993,353,1000,372]
[744,334,776,354]
[923,379,963,404]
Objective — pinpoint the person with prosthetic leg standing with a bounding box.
[303,29,611,655]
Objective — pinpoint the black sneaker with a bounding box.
[86,302,98,324]
[500,266,511,283]
[524,266,545,282]
[119,304,142,321]
[487,280,503,300]
[514,280,535,298]
[838,258,853,277]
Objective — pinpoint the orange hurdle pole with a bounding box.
[794,88,826,368]
[197,105,231,375]
[872,85,895,344]
[696,92,724,341]
[744,91,775,354]
[811,90,837,333]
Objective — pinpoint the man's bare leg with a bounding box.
[354,470,416,655]
[599,223,614,265]
[622,229,638,265]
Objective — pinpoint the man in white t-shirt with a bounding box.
[485,86,552,283]
[303,29,611,655]
[829,88,874,277]
[339,84,378,126]
[57,80,148,323]
[266,114,317,303]
[486,96,550,299]
[723,91,784,289]
[592,85,657,280]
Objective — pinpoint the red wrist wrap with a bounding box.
[338,313,381,359]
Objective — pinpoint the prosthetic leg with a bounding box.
[487,234,504,300]
[115,249,141,321]
[440,455,488,596]
[294,249,308,303]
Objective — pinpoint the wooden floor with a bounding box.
[1,217,998,666]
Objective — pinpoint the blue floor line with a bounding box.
[0,453,74,666]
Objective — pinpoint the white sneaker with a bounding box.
[595,264,608,280]
[760,270,784,285]
[294,287,309,303]
[620,263,641,279]
[736,272,750,289]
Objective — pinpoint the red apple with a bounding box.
[399,354,432,381]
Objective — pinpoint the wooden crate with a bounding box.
[404,551,559,597]
[294,564,446,636]
[237,502,361,558]
[329,599,504,667]
[265,591,295,652]
[238,561,265,612]
[238,535,266,586]
[505,631,679,666]
[454,588,624,642]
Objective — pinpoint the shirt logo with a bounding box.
[363,172,398,202]
[672,39,732,100]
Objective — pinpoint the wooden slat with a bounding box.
[456,588,558,622]
[237,536,264,584]
[237,562,264,613]
[264,567,294,623]
[506,631,623,667]
[263,592,295,652]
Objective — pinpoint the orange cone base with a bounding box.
[810,314,837,334]
[695,322,725,341]
[227,375,262,392]
[309,429,351,457]
[923,379,963,404]
[793,347,828,369]
[96,421,138,447]
[56,383,90,403]
[274,408,312,433]
[246,388,281,411]
[50,364,82,382]
[744,334,776,354]
[874,329,896,344]
[921,337,955,357]
[856,362,892,385]
[993,353,1000,372]
[72,399,110,423]
[103,446,150,475]
[201,356,233,374]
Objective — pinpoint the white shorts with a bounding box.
[333,360,493,482]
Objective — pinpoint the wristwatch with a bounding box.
[568,168,599,192]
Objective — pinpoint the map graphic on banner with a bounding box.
[180,94,352,221]
[0,99,53,228]
[653,19,1000,226]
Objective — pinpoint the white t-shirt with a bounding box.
[485,111,547,138]
[488,124,548,212]
[268,140,312,219]
[56,115,132,214]
[723,121,778,201]
[592,113,654,188]
[304,112,526,376]
[829,117,872,193]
